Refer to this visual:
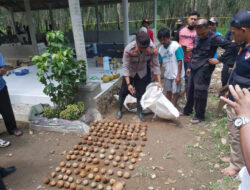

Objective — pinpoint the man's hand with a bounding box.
[157,82,162,90]
[220,85,250,118]
[176,75,181,84]
[186,46,193,52]
[208,58,220,65]
[186,68,191,76]
[155,74,162,90]
[0,67,7,75]
[128,84,134,95]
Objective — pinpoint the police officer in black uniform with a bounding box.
[171,17,185,42]
[220,11,250,176]
[182,19,235,123]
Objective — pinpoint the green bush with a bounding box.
[76,101,85,115]
[43,107,61,119]
[59,104,81,120]
[32,31,86,109]
[43,102,85,120]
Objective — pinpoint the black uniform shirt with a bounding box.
[191,31,235,70]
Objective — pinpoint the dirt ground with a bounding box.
[0,65,229,190]
[1,108,222,190]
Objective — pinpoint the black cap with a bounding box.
[176,17,184,24]
[142,18,151,25]
[209,17,218,24]
[230,11,250,28]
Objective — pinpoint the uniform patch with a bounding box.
[245,51,250,60]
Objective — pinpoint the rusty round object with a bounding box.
[79,163,85,169]
[66,155,71,161]
[102,176,109,184]
[80,171,87,178]
[74,169,80,175]
[65,162,71,168]
[82,140,87,145]
[104,160,110,166]
[100,168,106,175]
[131,142,136,147]
[128,147,134,152]
[71,155,77,160]
[43,177,50,184]
[103,144,109,149]
[97,142,102,147]
[118,151,124,157]
[93,158,100,164]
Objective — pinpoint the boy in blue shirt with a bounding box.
[0,53,22,140]
[158,28,184,107]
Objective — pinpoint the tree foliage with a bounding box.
[0,0,249,33]
[32,31,86,109]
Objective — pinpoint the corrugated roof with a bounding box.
[0,0,150,12]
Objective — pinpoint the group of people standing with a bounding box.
[116,10,250,185]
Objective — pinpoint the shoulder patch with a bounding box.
[238,47,242,55]
[153,48,158,55]
[126,46,139,56]
[245,51,250,60]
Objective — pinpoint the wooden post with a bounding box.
[24,0,38,54]
[49,5,55,30]
[68,0,88,74]
[122,0,129,46]
[153,0,157,40]
[95,5,100,42]
[9,8,17,35]
[207,0,212,20]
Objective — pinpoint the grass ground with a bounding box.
[180,65,241,189]
[1,63,242,190]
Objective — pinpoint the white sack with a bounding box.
[141,82,179,119]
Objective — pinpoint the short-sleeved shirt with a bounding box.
[147,29,154,43]
[179,26,197,63]
[213,31,223,58]
[0,53,6,91]
[123,41,161,79]
[228,44,250,101]
[171,25,185,42]
[158,41,185,79]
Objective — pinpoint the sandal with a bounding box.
[12,129,23,136]
[0,138,10,147]
[190,117,203,124]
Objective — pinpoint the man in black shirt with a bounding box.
[182,19,235,123]
[171,17,185,42]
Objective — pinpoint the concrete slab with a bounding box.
[4,58,123,105]
[2,58,123,122]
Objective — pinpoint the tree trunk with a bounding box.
[86,7,91,31]
[117,3,121,30]
[68,0,87,62]
[207,0,212,19]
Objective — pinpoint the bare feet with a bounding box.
[221,167,239,176]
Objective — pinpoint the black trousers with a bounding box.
[0,86,17,134]
[0,167,7,190]
[184,64,215,120]
[0,178,6,190]
[221,64,233,87]
[119,74,147,100]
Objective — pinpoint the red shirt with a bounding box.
[179,26,197,62]
[147,29,154,43]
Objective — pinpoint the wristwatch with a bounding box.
[234,117,250,129]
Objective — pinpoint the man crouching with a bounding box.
[116,32,162,121]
